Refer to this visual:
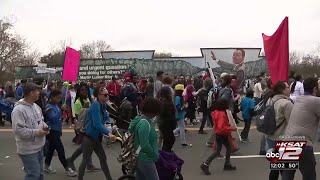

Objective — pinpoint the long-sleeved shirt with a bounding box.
[107,81,121,96]
[153,79,163,98]
[254,82,263,98]
[290,81,304,102]
[284,95,320,146]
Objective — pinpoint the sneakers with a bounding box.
[200,163,211,175]
[66,168,78,177]
[206,142,214,147]
[86,166,101,172]
[44,165,57,174]
[241,138,252,143]
[67,158,76,171]
[224,163,236,171]
[182,143,192,147]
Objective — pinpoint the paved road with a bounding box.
[1,120,319,180]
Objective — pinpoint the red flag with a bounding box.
[262,17,289,84]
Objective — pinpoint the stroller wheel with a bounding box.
[121,165,131,175]
[174,172,183,180]
[118,174,135,180]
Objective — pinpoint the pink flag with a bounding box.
[62,47,81,81]
[262,17,289,84]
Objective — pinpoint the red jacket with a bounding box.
[212,110,234,135]
[107,81,121,96]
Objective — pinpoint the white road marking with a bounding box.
[217,152,320,159]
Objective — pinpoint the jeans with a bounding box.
[205,134,231,165]
[260,135,266,153]
[78,136,112,180]
[281,146,316,180]
[266,138,282,180]
[240,120,251,140]
[136,159,159,180]
[45,131,68,169]
[19,150,44,180]
[173,119,187,144]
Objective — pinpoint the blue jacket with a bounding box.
[15,85,24,100]
[175,96,185,121]
[85,101,110,141]
[240,97,255,121]
[45,103,62,132]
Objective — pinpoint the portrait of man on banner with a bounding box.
[211,49,246,91]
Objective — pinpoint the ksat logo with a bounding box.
[266,141,307,162]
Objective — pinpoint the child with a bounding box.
[173,84,192,147]
[200,99,236,175]
[240,90,255,142]
[129,97,162,180]
[44,89,77,177]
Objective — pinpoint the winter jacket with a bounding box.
[45,103,62,132]
[129,115,159,161]
[212,110,233,135]
[266,94,293,141]
[84,101,110,142]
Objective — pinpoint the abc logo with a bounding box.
[266,148,280,162]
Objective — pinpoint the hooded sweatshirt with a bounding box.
[11,99,47,155]
[129,115,159,161]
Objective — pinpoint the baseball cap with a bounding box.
[23,82,41,96]
[220,72,228,78]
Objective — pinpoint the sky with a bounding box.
[1,0,320,56]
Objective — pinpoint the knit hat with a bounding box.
[220,72,228,78]
[175,84,184,91]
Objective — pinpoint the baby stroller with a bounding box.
[116,127,184,180]
[0,97,16,126]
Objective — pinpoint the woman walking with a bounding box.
[158,86,176,152]
[68,83,100,172]
[78,85,116,180]
[128,97,162,180]
[174,84,192,147]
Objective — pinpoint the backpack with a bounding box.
[255,99,284,135]
[197,88,208,112]
[207,85,222,111]
[118,119,150,171]
[74,108,89,132]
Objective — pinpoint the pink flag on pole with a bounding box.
[62,47,81,81]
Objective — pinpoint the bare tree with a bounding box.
[80,40,112,58]
[0,17,30,73]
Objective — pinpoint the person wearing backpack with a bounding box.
[197,78,213,134]
[128,97,162,180]
[43,89,77,177]
[67,83,100,172]
[200,99,237,175]
[265,81,293,180]
[78,85,116,180]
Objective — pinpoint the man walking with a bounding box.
[281,77,320,180]
[12,82,50,180]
